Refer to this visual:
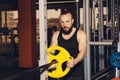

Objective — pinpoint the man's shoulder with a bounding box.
[53,30,60,37]
[54,30,60,34]
[77,29,87,42]
[77,29,86,35]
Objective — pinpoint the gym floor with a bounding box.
[0,58,116,80]
[0,60,40,80]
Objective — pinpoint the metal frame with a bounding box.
[39,0,48,80]
[39,0,81,80]
[83,0,91,80]
[47,0,78,4]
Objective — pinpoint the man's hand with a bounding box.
[67,57,75,68]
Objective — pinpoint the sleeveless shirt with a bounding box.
[58,29,79,58]
[57,29,84,80]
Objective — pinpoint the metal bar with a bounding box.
[98,0,104,40]
[92,0,97,41]
[39,0,47,80]
[97,1,104,69]
[88,42,112,45]
[36,0,78,4]
[83,0,91,80]
[4,61,56,80]
[112,0,115,39]
[106,0,108,24]
[75,0,79,28]
[47,1,77,4]
[114,0,119,41]
[97,0,104,71]
[115,67,119,78]
[91,65,113,79]
[92,1,97,73]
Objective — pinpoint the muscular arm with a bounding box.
[74,30,87,65]
[67,30,87,68]
[49,31,59,47]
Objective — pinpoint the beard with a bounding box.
[61,26,73,35]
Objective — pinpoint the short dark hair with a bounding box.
[61,8,72,15]
[60,8,73,18]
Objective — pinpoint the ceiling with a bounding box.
[0,0,17,4]
[0,0,84,10]
[0,0,38,10]
[0,0,17,10]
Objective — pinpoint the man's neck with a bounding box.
[62,27,76,40]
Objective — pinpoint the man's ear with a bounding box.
[72,19,74,24]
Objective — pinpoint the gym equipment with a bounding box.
[110,52,120,68]
[110,52,120,80]
[47,46,71,78]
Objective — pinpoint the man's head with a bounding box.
[59,10,74,35]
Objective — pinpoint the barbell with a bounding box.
[47,46,71,78]
[4,46,71,80]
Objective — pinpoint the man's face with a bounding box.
[59,13,74,34]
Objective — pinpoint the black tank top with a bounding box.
[58,29,84,79]
[58,29,79,58]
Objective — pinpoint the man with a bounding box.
[49,9,87,80]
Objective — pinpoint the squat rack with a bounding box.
[39,0,91,80]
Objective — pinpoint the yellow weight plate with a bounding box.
[47,46,71,78]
